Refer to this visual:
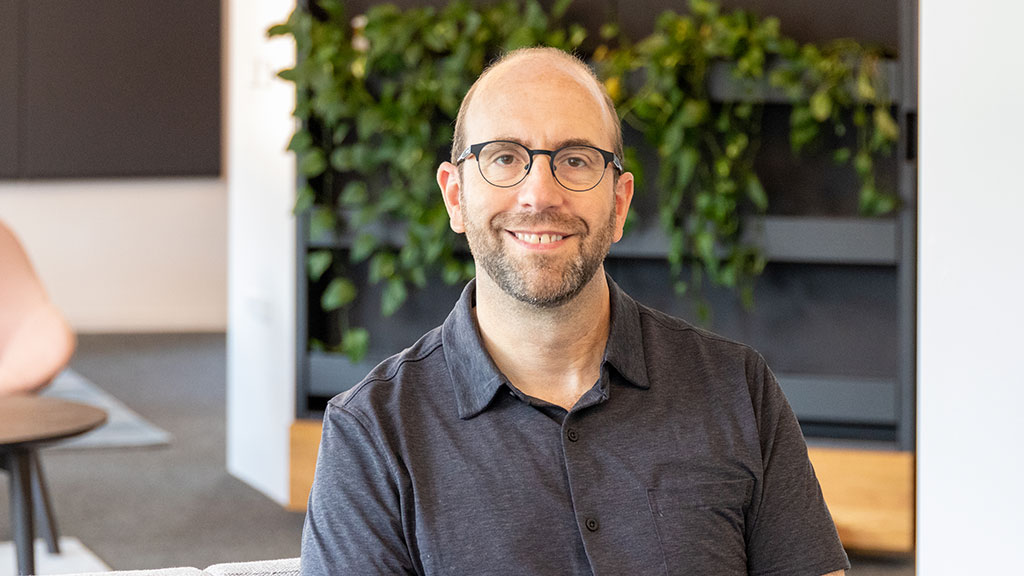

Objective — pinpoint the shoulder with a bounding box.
[627,300,777,418]
[327,326,452,427]
[635,302,766,372]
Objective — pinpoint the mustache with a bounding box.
[490,211,589,236]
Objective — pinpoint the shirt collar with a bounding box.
[442,275,651,420]
[603,275,651,391]
[442,280,507,420]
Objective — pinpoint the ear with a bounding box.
[611,171,635,243]
[437,161,465,233]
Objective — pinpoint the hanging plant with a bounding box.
[270,0,585,360]
[596,0,897,309]
[270,0,898,360]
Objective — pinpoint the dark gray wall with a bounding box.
[340,0,900,54]
[613,0,898,52]
[0,0,221,179]
[0,1,19,176]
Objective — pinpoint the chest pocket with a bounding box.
[647,478,754,576]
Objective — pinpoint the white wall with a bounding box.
[918,1,1024,572]
[224,0,297,505]
[0,179,227,332]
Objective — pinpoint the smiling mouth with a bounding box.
[511,232,566,245]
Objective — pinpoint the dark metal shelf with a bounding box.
[776,372,898,426]
[708,59,901,104]
[310,215,899,266]
[611,215,898,265]
[303,350,899,432]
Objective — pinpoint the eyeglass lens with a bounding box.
[476,141,609,191]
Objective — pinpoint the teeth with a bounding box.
[515,232,564,244]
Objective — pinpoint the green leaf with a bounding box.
[293,184,315,215]
[854,151,873,177]
[267,23,291,37]
[409,266,428,288]
[341,328,370,363]
[745,174,768,211]
[600,22,619,40]
[719,261,737,287]
[443,260,463,285]
[306,250,333,282]
[873,108,900,142]
[714,157,731,178]
[660,115,686,157]
[858,183,879,214]
[551,0,573,20]
[340,181,368,207]
[833,147,852,164]
[368,252,396,284]
[350,233,378,263]
[276,68,299,83]
[299,149,327,177]
[674,147,699,192]
[309,207,336,241]
[331,147,354,172]
[681,99,709,127]
[321,277,357,311]
[287,130,313,153]
[381,278,408,317]
[856,72,876,100]
[809,89,832,122]
[873,193,898,215]
[695,230,716,263]
[333,125,350,145]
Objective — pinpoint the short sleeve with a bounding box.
[745,356,851,576]
[300,402,416,575]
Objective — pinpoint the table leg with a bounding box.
[6,450,36,576]
[31,453,61,554]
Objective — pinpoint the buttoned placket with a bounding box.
[559,371,613,574]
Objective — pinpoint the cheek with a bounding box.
[461,185,509,222]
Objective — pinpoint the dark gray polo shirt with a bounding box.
[301,277,850,576]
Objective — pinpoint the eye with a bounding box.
[494,154,518,166]
[563,155,590,169]
[557,147,601,170]
[480,142,528,169]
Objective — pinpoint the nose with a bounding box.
[516,153,565,211]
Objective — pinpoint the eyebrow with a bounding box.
[490,136,605,150]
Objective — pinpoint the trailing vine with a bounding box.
[270,0,585,359]
[270,0,898,361]
[595,0,897,308]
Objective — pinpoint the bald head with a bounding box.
[451,47,623,164]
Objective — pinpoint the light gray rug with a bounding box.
[39,369,172,450]
[0,537,111,575]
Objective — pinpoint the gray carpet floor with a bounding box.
[0,334,305,570]
[1,333,915,574]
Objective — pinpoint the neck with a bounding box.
[473,269,612,411]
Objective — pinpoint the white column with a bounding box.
[224,0,297,504]
[918,1,1024,572]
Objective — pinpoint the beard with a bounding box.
[461,190,617,308]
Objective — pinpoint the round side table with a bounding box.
[1,395,107,575]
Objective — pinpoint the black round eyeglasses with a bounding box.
[455,140,622,192]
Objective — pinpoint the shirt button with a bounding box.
[585,517,599,532]
[566,428,580,442]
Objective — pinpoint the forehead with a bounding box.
[464,55,617,149]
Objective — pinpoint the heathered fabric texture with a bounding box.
[301,278,850,576]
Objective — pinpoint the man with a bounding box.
[301,47,849,576]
